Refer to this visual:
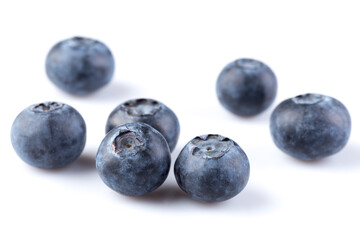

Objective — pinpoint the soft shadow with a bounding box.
[133,183,189,203]
[293,143,360,170]
[171,144,182,162]
[224,186,276,212]
[67,80,143,103]
[34,152,96,175]
[66,152,96,173]
[221,106,273,124]
[126,182,275,212]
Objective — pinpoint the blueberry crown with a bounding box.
[122,98,161,116]
[112,129,144,156]
[292,93,325,105]
[191,134,232,160]
[31,102,63,112]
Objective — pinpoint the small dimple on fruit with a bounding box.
[32,102,63,112]
[68,36,96,48]
[236,58,263,70]
[123,99,161,116]
[113,131,141,154]
[191,134,231,160]
[293,93,324,105]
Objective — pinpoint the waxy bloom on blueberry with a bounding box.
[270,93,351,161]
[174,134,250,202]
[106,98,180,152]
[46,36,115,95]
[216,58,277,116]
[96,122,171,196]
[11,102,86,169]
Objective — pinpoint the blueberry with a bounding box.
[11,102,86,169]
[96,122,171,196]
[216,58,277,116]
[270,93,351,161]
[174,134,250,202]
[106,98,180,152]
[45,36,115,95]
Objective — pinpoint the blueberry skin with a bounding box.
[96,122,171,196]
[105,98,180,152]
[216,58,277,116]
[270,93,351,161]
[174,134,250,202]
[45,36,115,95]
[11,102,86,169]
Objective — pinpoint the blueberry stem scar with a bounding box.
[191,134,231,160]
[113,131,141,154]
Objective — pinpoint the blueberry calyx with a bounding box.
[235,58,264,71]
[31,102,63,112]
[122,99,161,116]
[113,130,142,155]
[292,93,325,105]
[191,134,232,160]
[68,36,96,48]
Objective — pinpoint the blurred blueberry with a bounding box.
[270,93,351,161]
[45,36,115,95]
[174,134,250,202]
[106,98,180,152]
[96,122,171,196]
[11,102,86,169]
[216,58,277,116]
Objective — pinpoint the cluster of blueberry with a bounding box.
[10,36,351,203]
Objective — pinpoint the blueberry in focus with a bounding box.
[96,122,171,196]
[270,93,351,161]
[45,36,115,95]
[106,98,180,152]
[216,58,277,116]
[174,134,250,202]
[11,102,86,169]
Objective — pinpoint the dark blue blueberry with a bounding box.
[270,93,351,161]
[216,58,277,116]
[45,36,115,95]
[96,122,171,196]
[174,134,250,202]
[106,98,180,152]
[11,102,86,169]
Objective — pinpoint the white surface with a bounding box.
[1,1,360,239]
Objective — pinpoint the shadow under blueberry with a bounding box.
[133,182,189,203]
[66,152,97,173]
[119,180,275,213]
[291,143,360,170]
[221,105,274,125]
[73,80,144,103]
[34,152,97,175]
[221,186,276,212]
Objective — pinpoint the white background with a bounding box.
[1,1,359,239]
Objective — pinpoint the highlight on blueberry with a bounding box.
[270,93,351,161]
[106,98,180,152]
[96,122,171,196]
[45,36,115,95]
[174,134,250,202]
[11,102,86,169]
[216,58,277,116]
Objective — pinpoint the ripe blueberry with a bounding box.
[216,58,277,116]
[174,134,250,202]
[270,93,351,160]
[45,36,115,95]
[11,102,86,169]
[106,98,180,152]
[96,122,171,196]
